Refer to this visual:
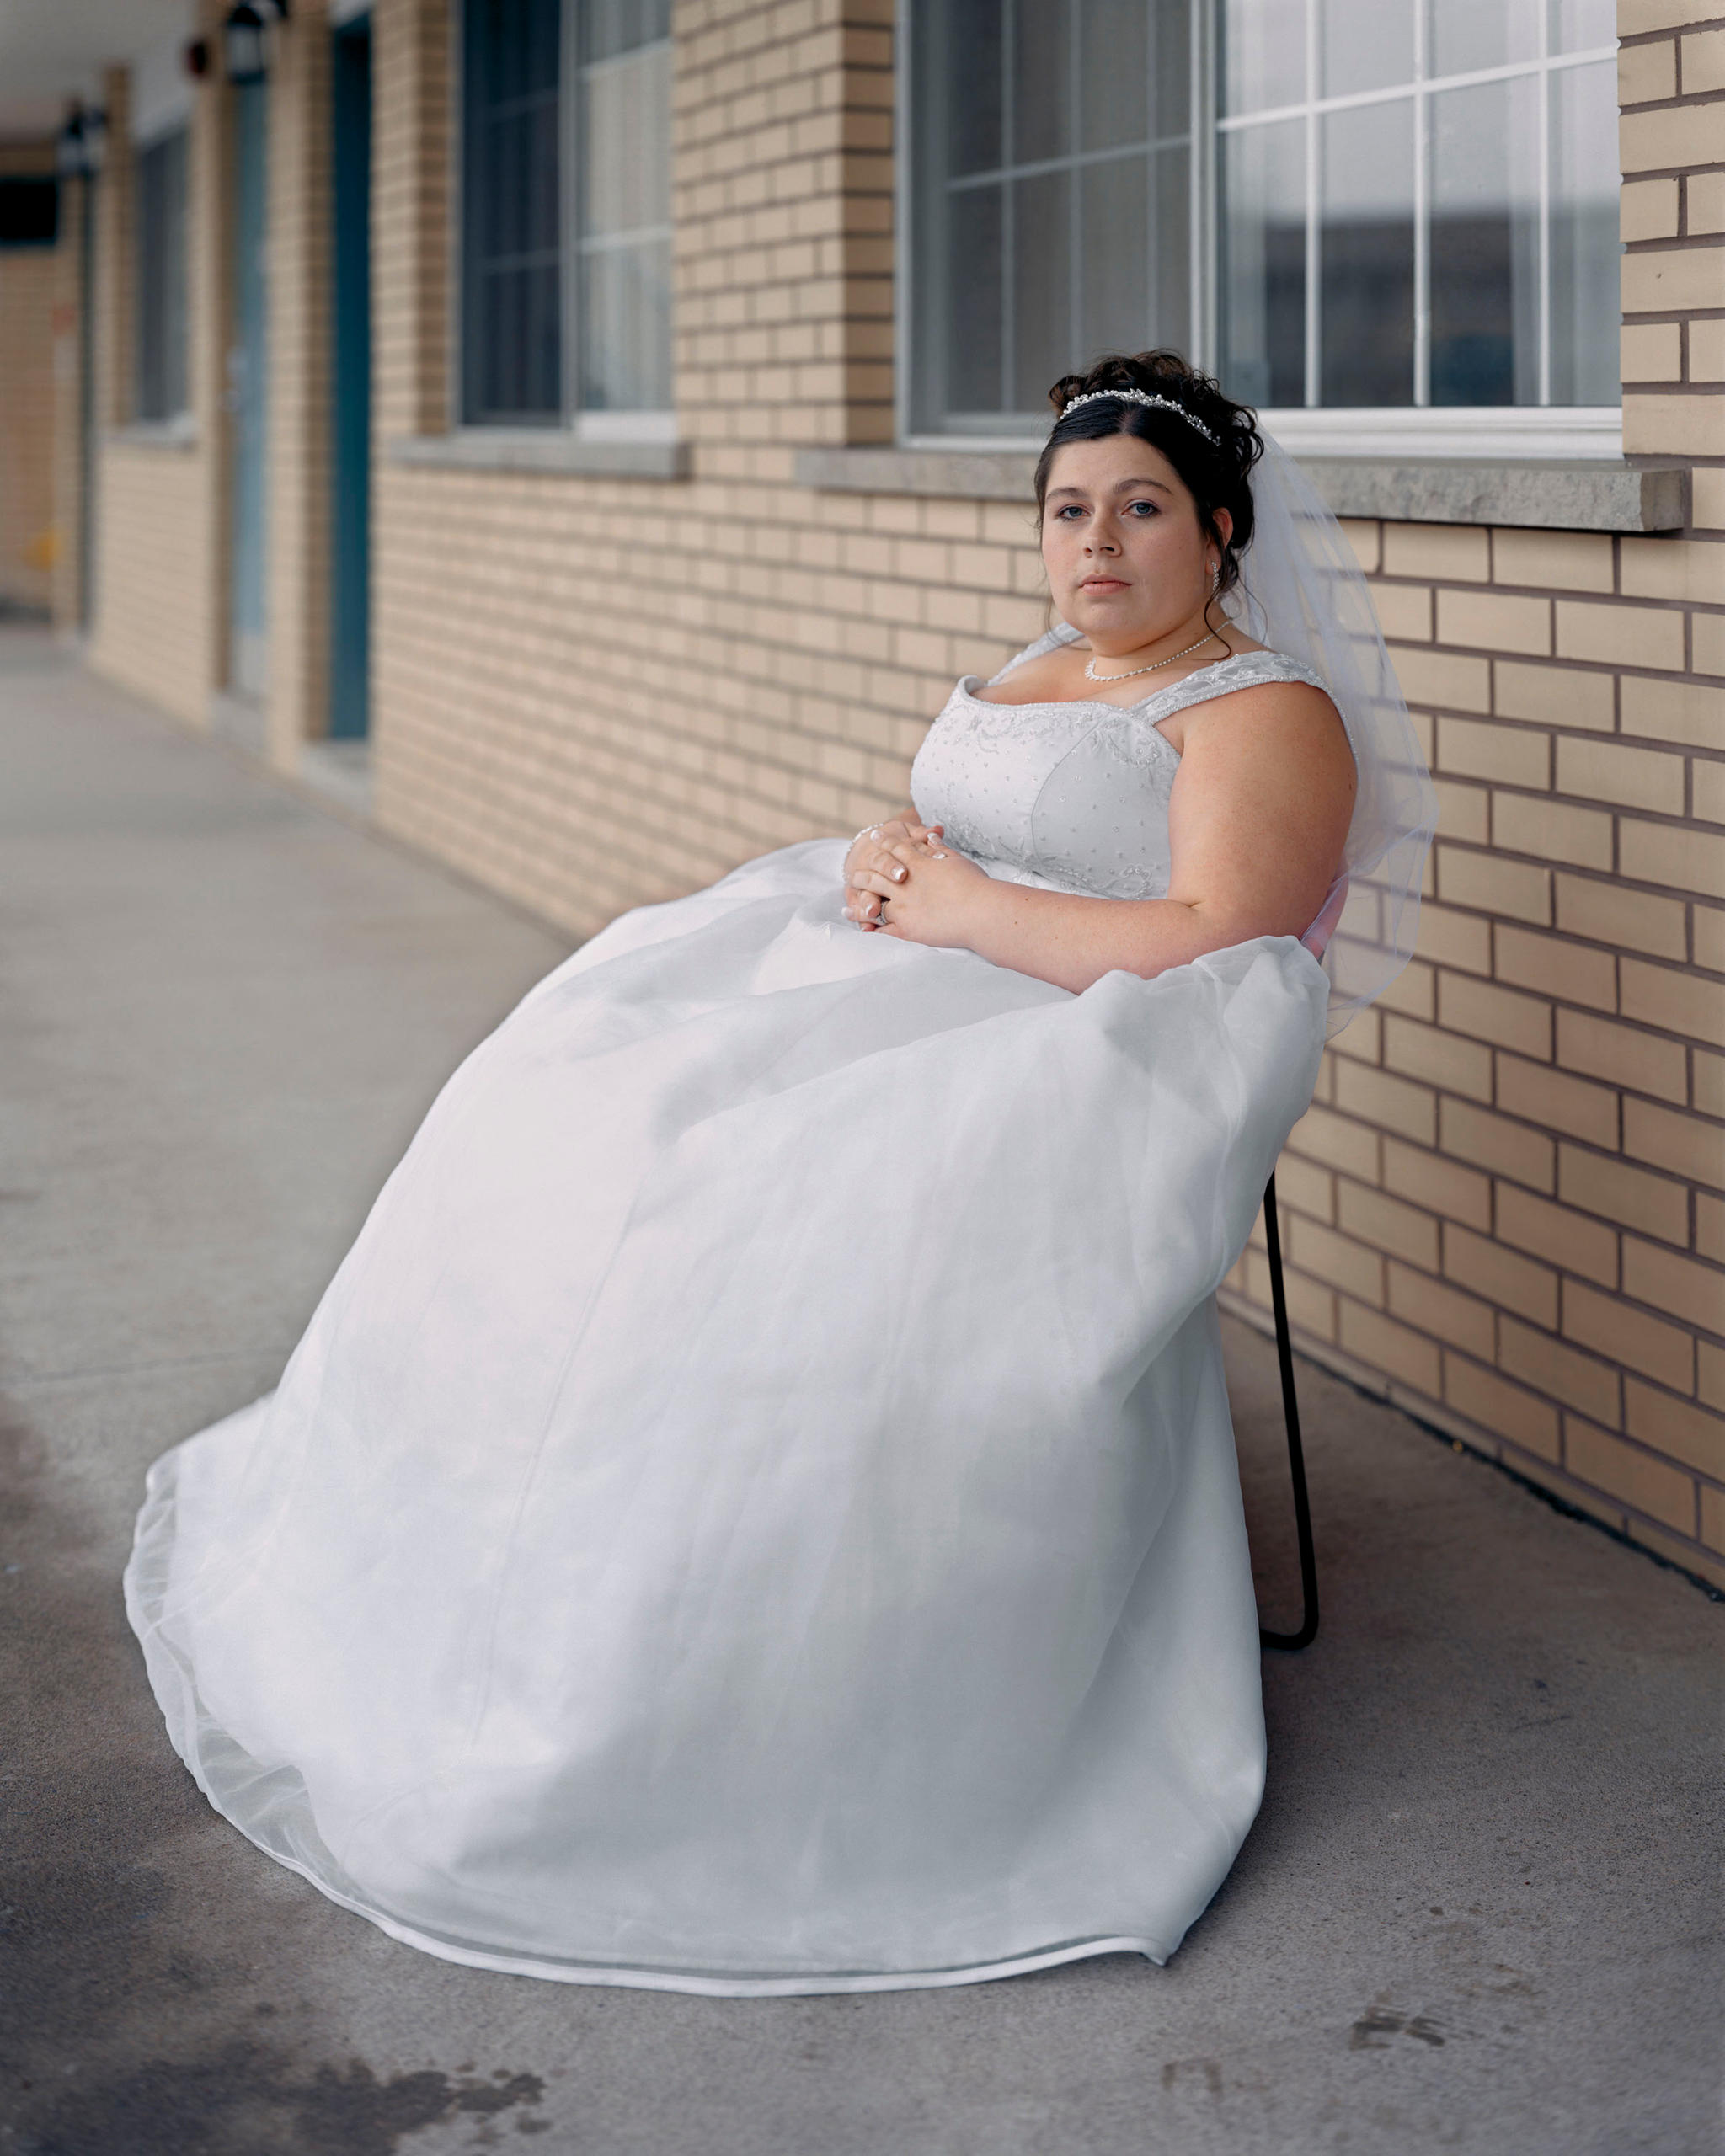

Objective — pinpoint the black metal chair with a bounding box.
[1255,1171,1319,1652]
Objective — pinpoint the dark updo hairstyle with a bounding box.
[1033,351,1264,609]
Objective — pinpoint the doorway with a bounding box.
[228,77,269,699]
[329,14,371,740]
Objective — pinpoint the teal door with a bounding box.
[329,16,371,739]
[229,79,269,698]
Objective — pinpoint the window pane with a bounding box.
[946,184,1004,413]
[136,131,189,422]
[1429,0,1540,78]
[1150,0,1190,137]
[581,241,672,410]
[1220,0,1305,116]
[1013,0,1072,166]
[1219,118,1305,407]
[580,0,671,64]
[1081,0,1147,152]
[1430,77,1539,405]
[1320,99,1413,405]
[1550,0,1617,53]
[1151,141,1191,347]
[1080,155,1148,360]
[462,0,563,423]
[582,43,669,235]
[578,34,673,410]
[943,0,1002,177]
[1548,59,1621,404]
[1013,168,1071,411]
[1320,0,1413,99]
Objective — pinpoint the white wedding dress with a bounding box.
[126,632,1338,1994]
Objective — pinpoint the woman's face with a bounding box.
[1040,432,1231,652]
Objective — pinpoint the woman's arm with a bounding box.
[854,684,1354,995]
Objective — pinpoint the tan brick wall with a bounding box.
[91,444,216,721]
[266,0,334,763]
[0,137,61,615]
[50,173,89,632]
[373,0,453,440]
[88,8,235,721]
[0,230,57,613]
[676,0,895,461]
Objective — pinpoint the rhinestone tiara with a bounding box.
[1055,388,1221,447]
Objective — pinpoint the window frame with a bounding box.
[455,0,676,440]
[133,124,190,426]
[895,0,1624,459]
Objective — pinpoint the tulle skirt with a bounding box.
[126,838,1328,1993]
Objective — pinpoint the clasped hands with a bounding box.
[841,819,991,947]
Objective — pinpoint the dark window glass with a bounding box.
[136,131,189,420]
[912,0,1192,434]
[0,176,58,248]
[1429,77,1538,408]
[462,0,564,423]
[1319,99,1413,406]
[1218,116,1305,408]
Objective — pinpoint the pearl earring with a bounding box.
[1210,563,1220,595]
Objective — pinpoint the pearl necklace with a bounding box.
[1083,630,1221,685]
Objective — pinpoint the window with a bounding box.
[461,0,673,428]
[135,129,190,422]
[907,0,1621,440]
[1219,0,1620,412]
[0,177,59,248]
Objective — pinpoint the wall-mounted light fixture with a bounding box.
[54,102,107,181]
[222,0,291,87]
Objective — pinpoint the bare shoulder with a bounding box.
[1171,675,1354,783]
[968,643,1082,707]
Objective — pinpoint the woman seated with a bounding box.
[126,351,1433,1998]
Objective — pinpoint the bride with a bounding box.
[126,352,1433,1996]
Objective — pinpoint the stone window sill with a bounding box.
[795,447,1690,534]
[387,430,690,480]
[108,419,198,452]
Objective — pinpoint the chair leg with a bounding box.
[1258,1171,1320,1651]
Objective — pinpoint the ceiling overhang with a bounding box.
[0,0,196,142]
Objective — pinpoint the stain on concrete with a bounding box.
[1349,2004,1447,2051]
[1160,2057,1223,2097]
[1,1395,552,2155]
[15,2048,547,2156]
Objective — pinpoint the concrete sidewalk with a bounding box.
[2,627,1718,2156]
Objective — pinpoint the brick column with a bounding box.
[266,0,334,766]
[372,0,452,444]
[192,3,233,709]
[92,67,133,440]
[677,0,896,472]
[50,173,88,632]
[1619,1,1725,477]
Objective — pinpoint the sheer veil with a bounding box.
[1221,430,1437,1035]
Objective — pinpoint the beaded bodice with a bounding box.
[910,626,1332,903]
